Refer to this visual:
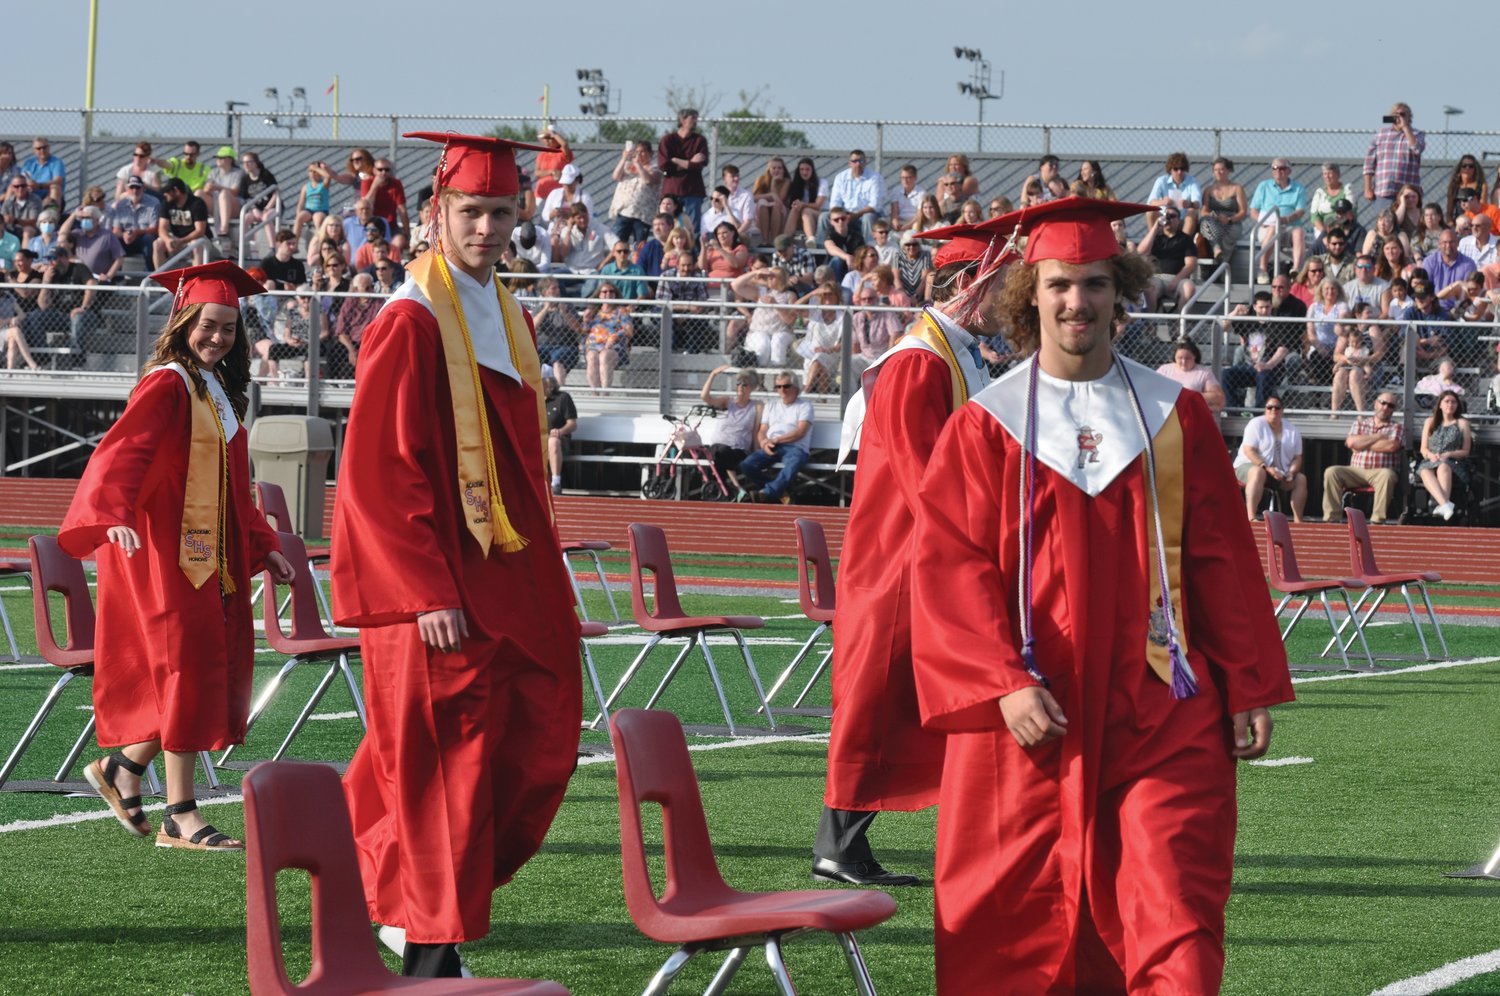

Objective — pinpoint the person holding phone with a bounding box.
[1364,102,1425,215]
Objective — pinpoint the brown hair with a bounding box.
[997,253,1156,355]
[141,303,252,420]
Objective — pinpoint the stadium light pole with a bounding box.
[575,68,619,119]
[954,47,1003,153]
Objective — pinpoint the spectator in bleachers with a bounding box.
[958,199,984,225]
[830,149,886,240]
[871,266,913,314]
[1362,208,1410,260]
[543,374,578,496]
[1396,186,1428,249]
[0,143,19,193]
[1269,270,1308,319]
[751,157,792,245]
[888,163,924,231]
[699,220,748,284]
[1198,157,1246,263]
[819,206,860,286]
[307,213,349,270]
[936,173,966,221]
[988,195,1014,218]
[1416,357,1466,399]
[60,206,124,282]
[698,185,737,241]
[258,229,306,291]
[941,154,978,200]
[1314,199,1366,257]
[1417,390,1472,520]
[1424,227,1478,294]
[1458,212,1499,268]
[293,163,332,242]
[1384,275,1415,320]
[607,141,661,245]
[850,283,902,376]
[1323,391,1405,523]
[1251,157,1308,282]
[1137,204,1197,311]
[366,238,405,285]
[722,164,760,246]
[1311,228,1356,284]
[1018,175,1046,209]
[737,370,814,504]
[897,231,932,302]
[663,224,695,264]
[317,254,354,352]
[1235,395,1307,522]
[870,219,900,268]
[28,208,61,258]
[1146,152,1202,236]
[1221,291,1301,408]
[362,158,409,253]
[699,364,763,489]
[153,179,210,267]
[784,157,827,244]
[114,141,164,198]
[1445,156,1487,222]
[910,194,945,235]
[541,164,595,227]
[532,276,584,383]
[20,137,65,205]
[1309,163,1353,237]
[353,233,387,272]
[794,280,844,394]
[508,220,550,273]
[1331,312,1380,414]
[583,282,633,390]
[344,200,388,258]
[1075,160,1114,200]
[22,243,98,360]
[2,174,43,241]
[1373,235,1414,287]
[532,127,574,201]
[371,255,403,294]
[1343,253,1387,312]
[1,249,41,369]
[1155,339,1224,415]
[1407,272,1452,365]
[1290,259,1323,306]
[551,203,618,282]
[656,250,714,352]
[154,141,210,194]
[108,176,158,260]
[598,241,646,299]
[659,109,709,236]
[333,272,380,373]
[1024,154,1062,202]
[1451,273,1493,324]
[731,266,797,366]
[326,147,375,189]
[634,213,674,277]
[1458,186,1500,233]
[840,245,880,303]
[239,152,280,251]
[769,233,816,295]
[1364,103,1424,214]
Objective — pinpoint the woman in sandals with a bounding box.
[59,260,293,851]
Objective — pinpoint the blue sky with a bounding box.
[10,2,1499,141]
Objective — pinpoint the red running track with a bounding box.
[2,480,1496,585]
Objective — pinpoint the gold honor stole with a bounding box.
[905,312,969,412]
[179,378,234,594]
[409,250,546,556]
[1144,408,1189,686]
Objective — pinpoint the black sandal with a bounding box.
[84,752,152,838]
[154,800,243,852]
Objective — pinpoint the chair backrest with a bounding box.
[263,532,332,651]
[244,761,391,994]
[28,535,94,668]
[1345,508,1382,578]
[793,518,835,623]
[1262,511,1306,587]
[628,523,687,624]
[257,481,295,534]
[609,709,732,939]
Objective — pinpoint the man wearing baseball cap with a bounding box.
[910,197,1293,993]
[332,132,580,978]
[817,210,1019,887]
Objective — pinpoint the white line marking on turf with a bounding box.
[576,731,829,766]
[1249,756,1314,767]
[0,661,51,671]
[1370,948,1500,995]
[0,793,244,834]
[310,711,359,721]
[1292,656,1500,684]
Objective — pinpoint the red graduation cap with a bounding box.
[149,260,267,312]
[917,211,1026,268]
[403,131,551,198]
[1012,196,1152,265]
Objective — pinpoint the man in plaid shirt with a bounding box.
[1363,103,1424,215]
[1322,391,1406,523]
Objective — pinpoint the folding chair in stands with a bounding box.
[590,523,775,736]
[1262,511,1375,672]
[1320,508,1449,662]
[0,558,33,660]
[243,760,569,995]
[761,518,836,718]
[610,709,896,996]
[562,539,620,623]
[254,481,335,629]
[0,537,217,790]
[220,532,365,767]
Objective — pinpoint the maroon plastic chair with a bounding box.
[243,760,569,995]
[1263,511,1374,672]
[591,523,773,735]
[0,557,32,660]
[256,481,334,627]
[220,532,364,766]
[561,539,619,623]
[610,709,895,995]
[761,518,836,716]
[1319,508,1449,661]
[0,537,95,788]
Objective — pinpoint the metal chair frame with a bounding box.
[762,518,836,716]
[252,481,335,631]
[1263,511,1376,672]
[1321,508,1450,662]
[562,540,620,623]
[0,560,34,660]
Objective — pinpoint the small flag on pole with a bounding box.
[325,79,337,96]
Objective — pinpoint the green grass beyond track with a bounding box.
[0,584,1497,994]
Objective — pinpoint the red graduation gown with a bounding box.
[58,368,279,752]
[332,299,582,945]
[911,390,1293,995]
[825,349,951,812]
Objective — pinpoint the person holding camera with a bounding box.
[1146,152,1203,236]
[1364,103,1425,216]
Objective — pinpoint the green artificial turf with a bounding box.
[0,581,1498,994]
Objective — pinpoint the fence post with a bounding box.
[837,309,855,414]
[134,289,150,376]
[657,303,674,416]
[78,110,92,206]
[1213,128,1222,161]
[1041,126,1052,157]
[232,114,243,159]
[708,119,719,195]
[389,116,399,163]
[874,122,884,178]
[306,297,322,417]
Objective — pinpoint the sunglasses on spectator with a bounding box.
[33,145,48,151]
[849,158,865,164]
[1272,165,1289,171]
[133,151,148,158]
[775,383,795,390]
[374,167,391,173]
[1356,263,1373,269]
[1264,404,1282,410]
[1377,400,1396,407]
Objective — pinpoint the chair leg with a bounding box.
[695,631,739,736]
[270,662,342,761]
[763,935,799,996]
[0,670,79,788]
[0,574,26,660]
[1415,582,1450,658]
[54,713,96,782]
[1279,596,1312,642]
[579,637,610,729]
[731,629,776,732]
[640,638,698,713]
[592,634,663,729]
[563,551,591,623]
[704,947,750,996]
[221,656,302,764]
[309,562,336,632]
[1321,587,1382,658]
[760,623,827,711]
[642,946,699,996]
[587,550,621,623]
[336,652,367,729]
[791,646,835,709]
[197,750,221,790]
[1394,584,1432,660]
[837,932,879,996]
[1316,591,1354,671]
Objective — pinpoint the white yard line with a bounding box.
[1291,655,1500,684]
[1371,949,1500,995]
[1248,756,1314,767]
[309,711,359,721]
[0,793,244,834]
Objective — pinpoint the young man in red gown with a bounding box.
[911,198,1294,994]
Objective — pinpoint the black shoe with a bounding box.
[811,856,922,887]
